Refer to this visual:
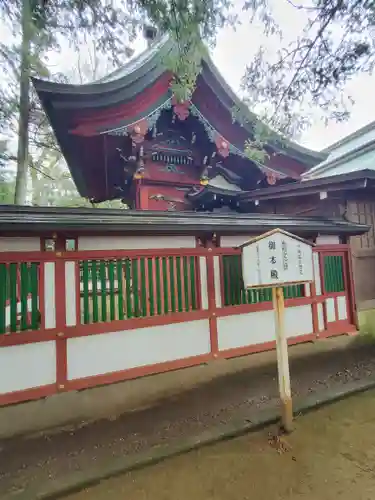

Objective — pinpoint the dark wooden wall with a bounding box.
[347,199,375,310]
[258,193,375,311]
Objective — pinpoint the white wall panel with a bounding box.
[313,252,322,295]
[337,296,348,320]
[67,319,210,380]
[0,342,56,394]
[213,256,222,307]
[285,305,314,338]
[65,261,77,327]
[217,310,275,350]
[0,237,40,252]
[199,256,208,309]
[44,262,56,329]
[220,235,255,248]
[218,304,314,351]
[315,235,340,245]
[78,235,196,251]
[317,303,325,331]
[326,298,336,322]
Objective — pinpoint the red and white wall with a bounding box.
[0,232,357,407]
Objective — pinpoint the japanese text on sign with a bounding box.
[240,229,314,288]
[268,240,278,280]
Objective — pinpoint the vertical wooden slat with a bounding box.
[233,256,240,305]
[116,260,125,320]
[183,256,190,311]
[99,260,107,322]
[169,256,176,313]
[162,257,169,314]
[330,256,336,291]
[140,257,147,317]
[91,260,99,323]
[82,261,90,324]
[332,256,337,291]
[125,259,133,318]
[335,256,341,291]
[229,256,235,305]
[338,256,345,291]
[222,257,227,306]
[149,258,156,317]
[108,260,116,321]
[9,263,18,332]
[326,256,333,293]
[20,262,29,331]
[0,263,7,334]
[176,256,183,312]
[155,257,162,316]
[237,255,243,305]
[227,257,233,306]
[190,256,197,310]
[30,262,39,330]
[132,258,140,317]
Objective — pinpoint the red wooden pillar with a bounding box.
[55,236,68,392]
[206,240,219,358]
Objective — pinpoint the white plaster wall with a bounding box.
[217,305,314,351]
[284,305,314,338]
[220,235,254,247]
[217,310,275,350]
[199,256,208,309]
[317,303,325,331]
[316,235,340,245]
[313,252,322,295]
[337,296,348,320]
[67,319,211,380]
[213,256,222,307]
[65,261,77,327]
[0,237,40,252]
[0,342,56,394]
[78,235,196,251]
[44,262,56,329]
[326,298,336,322]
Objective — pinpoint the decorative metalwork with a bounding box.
[105,98,172,136]
[159,164,185,174]
[149,193,188,211]
[172,97,190,121]
[151,151,193,165]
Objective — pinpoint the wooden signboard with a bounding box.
[239,229,314,432]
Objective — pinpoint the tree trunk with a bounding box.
[14,0,32,205]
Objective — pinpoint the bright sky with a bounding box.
[211,4,375,151]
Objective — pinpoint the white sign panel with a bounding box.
[240,229,314,288]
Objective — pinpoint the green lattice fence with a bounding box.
[221,255,304,307]
[80,256,200,324]
[0,262,40,334]
[323,255,345,293]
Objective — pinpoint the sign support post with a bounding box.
[272,286,293,433]
[239,228,314,434]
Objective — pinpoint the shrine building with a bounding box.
[0,31,369,434]
[32,33,326,212]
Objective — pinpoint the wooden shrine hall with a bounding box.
[32,34,327,212]
[0,31,371,432]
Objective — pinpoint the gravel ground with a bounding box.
[1,338,375,497]
[66,389,375,500]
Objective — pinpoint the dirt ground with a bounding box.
[1,338,375,497]
[67,390,375,500]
